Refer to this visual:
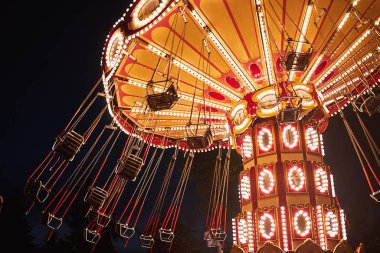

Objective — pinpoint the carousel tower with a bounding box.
[232,114,347,252]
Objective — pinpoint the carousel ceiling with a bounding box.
[101,0,380,148]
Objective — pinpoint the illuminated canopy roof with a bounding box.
[101,0,380,149]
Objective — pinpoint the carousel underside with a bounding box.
[102,0,379,150]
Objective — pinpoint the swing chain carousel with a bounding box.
[24,0,379,252]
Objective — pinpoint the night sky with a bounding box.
[1,1,380,252]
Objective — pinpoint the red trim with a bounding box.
[250,166,258,211]
[311,0,334,47]
[222,0,251,58]
[281,0,287,53]
[306,161,317,206]
[292,0,307,40]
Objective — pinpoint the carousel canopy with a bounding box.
[101,0,380,149]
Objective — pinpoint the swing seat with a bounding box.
[146,83,179,111]
[203,231,217,248]
[186,126,213,149]
[285,51,311,71]
[84,228,101,244]
[24,178,50,203]
[370,190,380,202]
[140,234,155,248]
[116,222,135,238]
[360,92,380,116]
[84,186,109,210]
[85,207,111,227]
[277,96,302,124]
[52,130,84,161]
[116,153,143,181]
[210,228,227,242]
[41,211,63,230]
[159,228,175,243]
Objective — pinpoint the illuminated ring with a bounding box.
[252,86,281,102]
[229,100,248,121]
[293,210,311,237]
[258,128,273,151]
[315,168,329,193]
[288,165,305,191]
[234,115,252,135]
[282,125,299,149]
[238,219,248,245]
[259,213,276,239]
[106,30,124,68]
[240,175,251,200]
[325,211,339,237]
[287,83,313,93]
[305,127,319,151]
[258,168,275,194]
[242,135,253,159]
[130,0,171,30]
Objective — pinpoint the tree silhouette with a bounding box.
[0,191,35,252]
[63,198,117,253]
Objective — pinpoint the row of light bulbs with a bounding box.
[315,29,371,88]
[316,205,327,250]
[124,78,231,111]
[190,10,256,92]
[145,42,242,101]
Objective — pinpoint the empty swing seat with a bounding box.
[53,130,84,161]
[203,231,217,248]
[41,211,63,230]
[370,190,380,202]
[85,207,111,227]
[186,126,213,149]
[210,228,227,242]
[285,52,311,71]
[116,153,143,181]
[146,83,179,111]
[277,96,302,124]
[116,222,135,238]
[140,234,155,248]
[84,228,101,244]
[159,228,175,243]
[360,92,380,116]
[84,186,109,210]
[24,178,50,203]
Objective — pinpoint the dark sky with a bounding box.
[1,1,380,252]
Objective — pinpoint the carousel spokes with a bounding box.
[41,211,63,230]
[84,228,101,244]
[24,178,50,203]
[115,222,135,239]
[277,96,302,124]
[146,80,179,111]
[52,130,84,161]
[84,186,109,210]
[140,234,155,248]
